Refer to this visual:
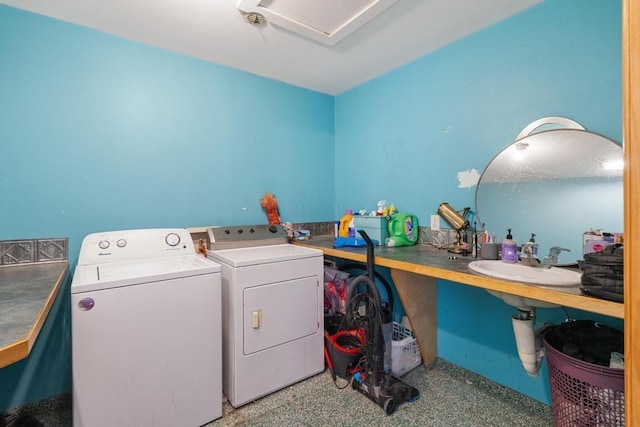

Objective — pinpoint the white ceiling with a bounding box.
[1,0,541,95]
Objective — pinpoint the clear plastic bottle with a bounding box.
[348,216,356,238]
[582,228,596,255]
[529,233,538,257]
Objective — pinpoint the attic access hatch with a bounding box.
[237,0,398,46]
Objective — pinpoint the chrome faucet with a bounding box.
[541,246,570,268]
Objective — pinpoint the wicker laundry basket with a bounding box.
[544,337,624,426]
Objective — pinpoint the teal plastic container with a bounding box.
[354,216,389,246]
[386,213,419,247]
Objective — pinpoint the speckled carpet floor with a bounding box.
[1,359,552,427]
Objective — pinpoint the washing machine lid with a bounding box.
[207,243,322,268]
[71,255,220,293]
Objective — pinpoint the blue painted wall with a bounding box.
[335,0,623,404]
[0,6,334,411]
[0,0,624,411]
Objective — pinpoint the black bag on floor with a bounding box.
[578,244,624,303]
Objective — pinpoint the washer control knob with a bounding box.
[98,240,110,250]
[165,233,181,247]
[116,239,127,248]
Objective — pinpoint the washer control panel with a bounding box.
[208,224,287,251]
[78,228,194,265]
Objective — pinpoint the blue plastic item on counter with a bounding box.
[333,237,379,248]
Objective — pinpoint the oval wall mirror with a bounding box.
[475,117,623,264]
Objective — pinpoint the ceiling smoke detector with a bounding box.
[244,12,266,25]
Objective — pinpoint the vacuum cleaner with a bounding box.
[345,230,420,415]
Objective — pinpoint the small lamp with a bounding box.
[437,202,470,254]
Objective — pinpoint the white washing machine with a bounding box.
[71,228,222,427]
[206,225,324,408]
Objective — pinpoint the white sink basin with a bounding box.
[468,260,582,287]
[469,260,582,310]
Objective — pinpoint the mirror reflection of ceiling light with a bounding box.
[512,142,529,161]
[237,0,398,46]
[602,160,624,170]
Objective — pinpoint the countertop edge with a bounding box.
[296,238,624,319]
[0,262,69,369]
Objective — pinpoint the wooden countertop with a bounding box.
[0,261,69,368]
[296,237,623,319]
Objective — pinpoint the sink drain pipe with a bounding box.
[511,308,546,377]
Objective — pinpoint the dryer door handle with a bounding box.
[251,310,262,329]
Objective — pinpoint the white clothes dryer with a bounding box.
[206,225,324,408]
[71,228,222,427]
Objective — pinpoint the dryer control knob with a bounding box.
[98,240,110,249]
[116,239,127,248]
[165,233,181,247]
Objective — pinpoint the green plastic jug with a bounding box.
[386,213,419,247]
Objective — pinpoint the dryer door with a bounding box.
[243,276,319,355]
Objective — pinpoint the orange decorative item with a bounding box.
[260,192,281,225]
[197,238,207,257]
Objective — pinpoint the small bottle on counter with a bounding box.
[338,210,354,238]
[501,228,518,263]
[348,215,356,238]
[582,228,596,255]
[528,233,538,257]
